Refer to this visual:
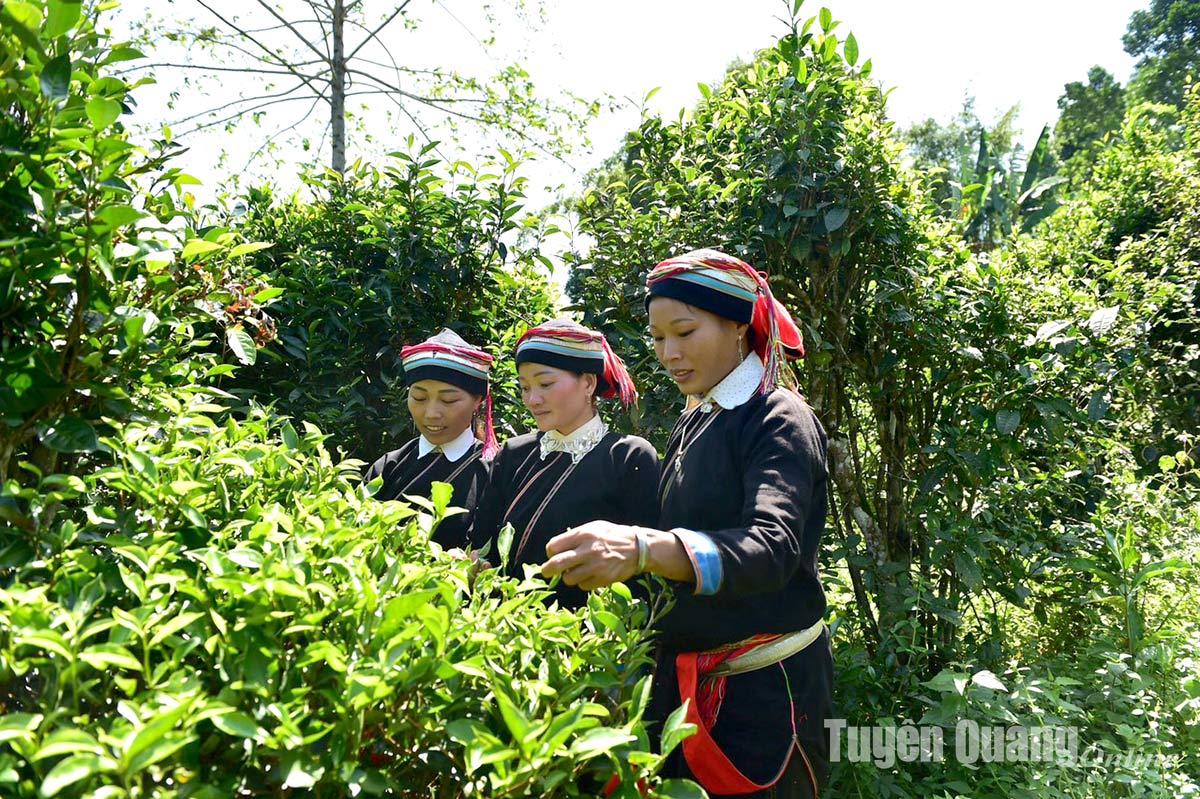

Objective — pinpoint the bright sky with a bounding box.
[522,0,1143,196]
[120,0,1146,203]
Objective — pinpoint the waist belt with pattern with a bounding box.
[676,618,825,796]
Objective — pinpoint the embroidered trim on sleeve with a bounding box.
[671,528,724,595]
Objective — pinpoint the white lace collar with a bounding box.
[689,355,764,413]
[417,427,476,462]
[540,413,609,463]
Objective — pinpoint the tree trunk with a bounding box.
[331,0,346,174]
[875,390,913,640]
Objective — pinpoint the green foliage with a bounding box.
[1019,89,1199,458]
[901,102,1063,250]
[225,152,558,461]
[0,390,686,797]
[831,468,1200,798]
[0,0,270,486]
[901,100,1021,203]
[1124,0,1200,108]
[1070,502,1191,662]
[1054,66,1126,184]
[1,4,689,797]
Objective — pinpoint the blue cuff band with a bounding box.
[670,528,723,596]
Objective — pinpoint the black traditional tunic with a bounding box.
[651,382,834,797]
[470,424,659,609]
[363,437,489,549]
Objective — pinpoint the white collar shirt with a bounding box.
[417,427,476,462]
[540,412,609,463]
[690,354,764,413]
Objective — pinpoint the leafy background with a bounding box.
[2,0,1198,797]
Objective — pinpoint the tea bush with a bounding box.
[0,390,695,798]
[828,464,1200,798]
[0,0,274,486]
[0,4,695,796]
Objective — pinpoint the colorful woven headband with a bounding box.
[515,319,638,408]
[646,248,805,393]
[401,329,498,458]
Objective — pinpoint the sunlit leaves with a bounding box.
[84,96,120,130]
[1,0,275,486]
[180,239,224,259]
[45,0,83,38]
[40,54,72,100]
[1086,306,1120,337]
[0,386,680,796]
[5,1,43,31]
[39,754,117,797]
[225,326,256,365]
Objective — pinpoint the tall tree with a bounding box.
[123,0,590,174]
[1054,66,1126,182]
[1124,0,1200,107]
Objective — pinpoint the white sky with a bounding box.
[119,0,1146,203]
[522,0,1144,196]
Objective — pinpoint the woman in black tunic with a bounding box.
[541,250,833,798]
[470,319,659,610]
[364,329,497,549]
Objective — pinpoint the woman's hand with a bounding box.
[542,521,641,591]
[542,522,696,590]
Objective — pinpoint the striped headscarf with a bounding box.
[401,329,498,458]
[515,319,638,409]
[646,248,805,393]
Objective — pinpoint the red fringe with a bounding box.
[599,337,639,408]
[694,633,782,728]
[480,389,499,460]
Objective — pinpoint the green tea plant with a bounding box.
[0,3,698,796]
[0,0,276,488]
[0,390,697,798]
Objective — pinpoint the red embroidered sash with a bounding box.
[676,635,819,796]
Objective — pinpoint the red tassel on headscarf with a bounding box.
[599,337,639,409]
[748,275,805,394]
[480,389,499,460]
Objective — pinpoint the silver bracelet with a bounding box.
[635,530,650,574]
